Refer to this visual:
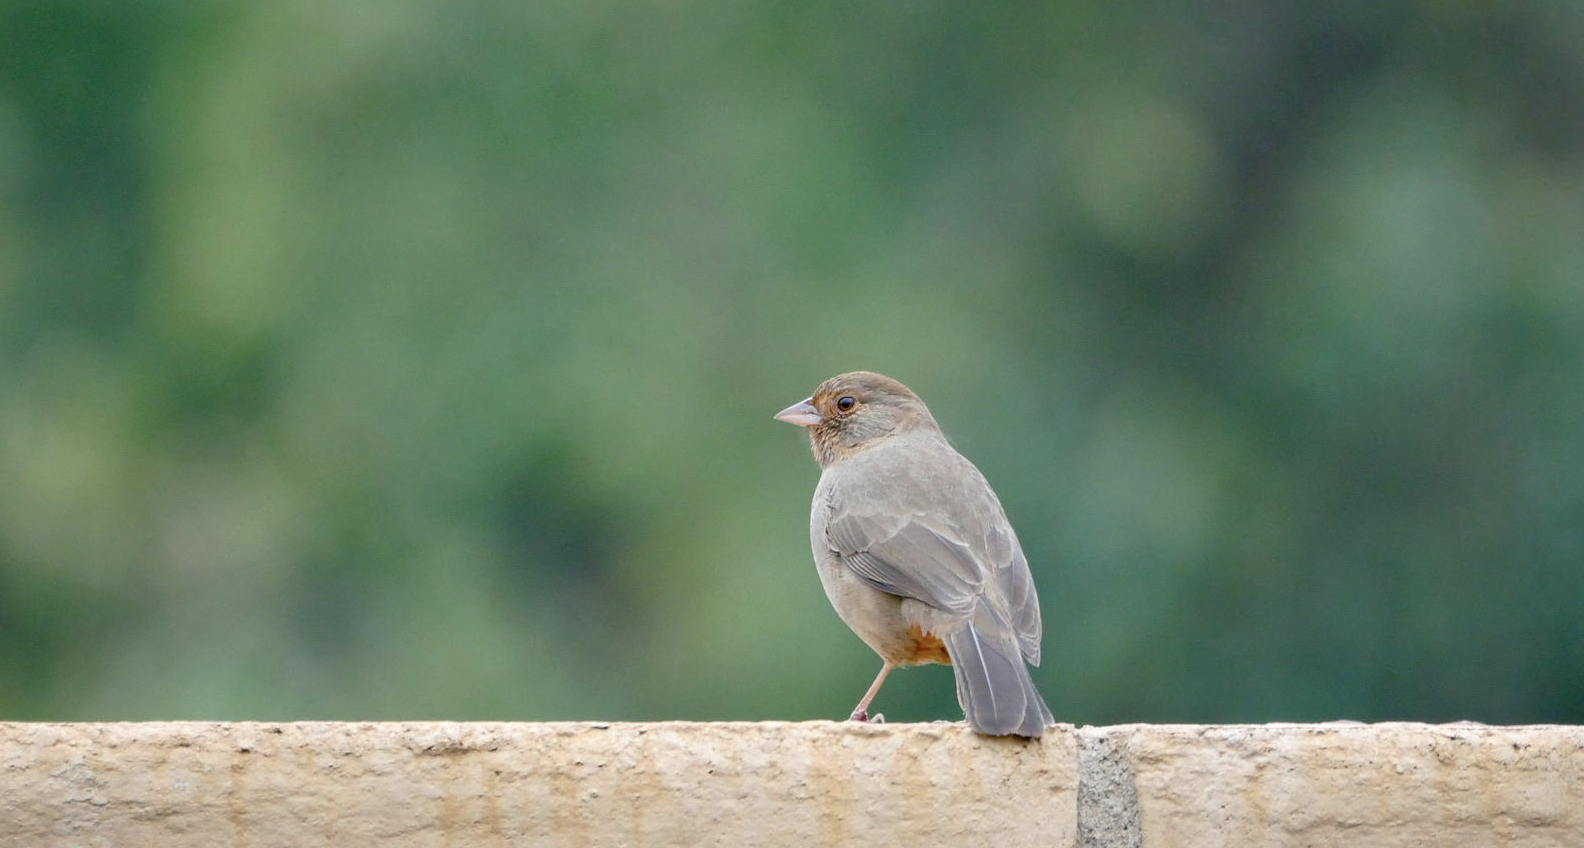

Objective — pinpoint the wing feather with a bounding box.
[818,436,1044,663]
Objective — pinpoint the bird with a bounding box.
[775,371,1053,738]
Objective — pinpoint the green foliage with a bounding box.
[2,0,1581,722]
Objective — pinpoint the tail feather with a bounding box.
[943,621,1053,737]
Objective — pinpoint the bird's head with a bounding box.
[774,371,941,468]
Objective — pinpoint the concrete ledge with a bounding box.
[1083,723,1583,848]
[1,722,1579,847]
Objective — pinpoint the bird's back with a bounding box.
[813,431,1043,665]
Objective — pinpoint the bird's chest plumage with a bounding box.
[809,450,941,663]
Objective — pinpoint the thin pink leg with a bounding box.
[849,661,895,722]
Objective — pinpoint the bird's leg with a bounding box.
[849,661,895,722]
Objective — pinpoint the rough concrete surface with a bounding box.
[0,721,1076,848]
[1100,722,1584,848]
[1,722,1580,847]
[1077,726,1142,848]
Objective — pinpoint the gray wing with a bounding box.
[820,439,1043,664]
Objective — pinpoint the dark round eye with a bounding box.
[836,395,857,411]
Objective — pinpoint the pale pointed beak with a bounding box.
[774,397,822,427]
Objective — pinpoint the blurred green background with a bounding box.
[2,0,1582,725]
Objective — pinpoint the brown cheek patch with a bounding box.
[905,623,952,665]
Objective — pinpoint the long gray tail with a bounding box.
[943,621,1053,737]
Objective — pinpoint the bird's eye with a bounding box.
[836,395,857,411]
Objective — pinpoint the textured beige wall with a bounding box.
[0,721,1579,847]
[1089,723,1584,848]
[0,721,1076,847]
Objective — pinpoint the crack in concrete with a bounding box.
[1077,727,1141,848]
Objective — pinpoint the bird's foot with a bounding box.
[847,709,885,723]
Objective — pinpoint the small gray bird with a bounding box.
[776,371,1053,737]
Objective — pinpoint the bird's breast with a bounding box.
[812,548,939,664]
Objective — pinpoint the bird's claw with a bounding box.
[847,710,885,724]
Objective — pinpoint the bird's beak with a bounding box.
[774,398,822,427]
